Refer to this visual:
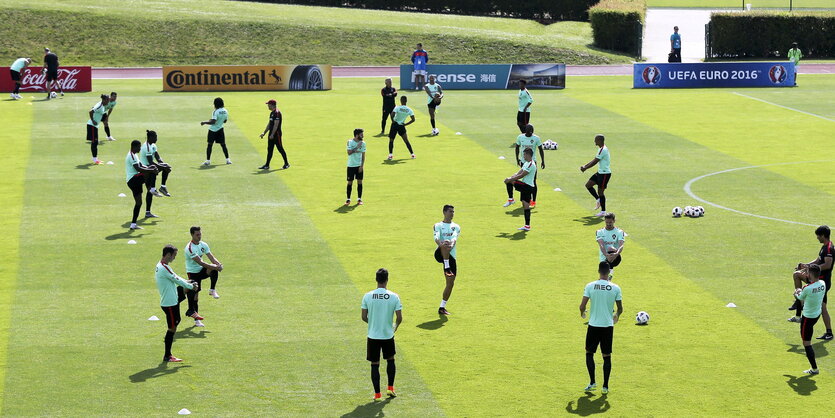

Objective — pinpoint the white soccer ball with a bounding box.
[683,206,692,217]
[696,206,704,216]
[50,91,57,98]
[636,311,650,324]
[672,206,682,217]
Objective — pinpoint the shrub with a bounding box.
[588,0,646,57]
[708,11,835,58]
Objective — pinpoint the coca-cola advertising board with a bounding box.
[0,66,92,93]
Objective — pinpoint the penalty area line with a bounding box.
[684,161,832,227]
[732,92,834,123]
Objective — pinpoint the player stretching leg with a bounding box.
[155,245,198,362]
[597,213,625,277]
[504,148,537,231]
[789,226,834,340]
[580,134,612,217]
[434,205,460,315]
[184,226,224,327]
[795,264,825,374]
[424,75,443,136]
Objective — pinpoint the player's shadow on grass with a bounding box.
[334,204,358,214]
[416,315,448,330]
[341,397,391,417]
[416,133,435,138]
[504,206,535,218]
[495,231,527,240]
[253,169,280,175]
[784,374,818,395]
[574,216,604,226]
[382,159,407,165]
[786,342,829,359]
[75,164,93,170]
[176,326,211,339]
[106,229,147,241]
[196,164,217,170]
[129,362,191,383]
[565,393,610,416]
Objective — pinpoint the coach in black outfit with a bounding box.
[379,78,397,135]
[43,48,64,99]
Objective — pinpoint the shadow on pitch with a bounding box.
[196,164,216,170]
[106,229,147,241]
[341,397,391,417]
[565,393,610,416]
[334,204,358,214]
[416,133,435,138]
[784,374,817,395]
[381,159,407,165]
[176,325,211,339]
[416,315,448,330]
[786,342,829,359]
[75,164,93,170]
[574,216,603,226]
[495,231,527,240]
[253,168,281,174]
[129,362,191,383]
[505,206,536,218]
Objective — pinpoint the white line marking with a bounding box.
[733,92,834,122]
[683,161,831,227]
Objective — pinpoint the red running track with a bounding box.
[92,64,835,79]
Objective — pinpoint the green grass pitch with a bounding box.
[0,74,833,415]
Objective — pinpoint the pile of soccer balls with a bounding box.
[542,140,558,150]
[672,205,704,218]
[636,311,650,325]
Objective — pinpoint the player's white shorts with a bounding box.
[411,69,427,82]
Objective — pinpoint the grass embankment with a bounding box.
[0,0,630,66]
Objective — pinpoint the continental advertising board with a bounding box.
[0,66,91,93]
[633,62,796,88]
[163,65,332,91]
[399,64,565,90]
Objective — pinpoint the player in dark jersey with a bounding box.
[790,225,833,340]
[379,78,398,135]
[259,99,289,170]
[42,48,63,99]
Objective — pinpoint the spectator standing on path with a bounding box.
[669,26,681,63]
[411,43,428,91]
[788,42,802,86]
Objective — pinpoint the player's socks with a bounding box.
[533,187,538,202]
[443,259,450,269]
[13,84,19,95]
[404,140,414,154]
[587,187,599,200]
[386,359,396,389]
[804,345,818,369]
[371,364,381,394]
[346,185,352,200]
[603,356,612,388]
[91,141,98,159]
[388,139,395,154]
[220,143,230,159]
[104,125,111,137]
[164,330,174,359]
[524,208,531,225]
[506,183,514,199]
[586,353,595,385]
[440,300,447,308]
[600,196,607,211]
[357,184,363,199]
[431,119,436,129]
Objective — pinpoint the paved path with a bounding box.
[643,8,715,63]
[91,64,834,80]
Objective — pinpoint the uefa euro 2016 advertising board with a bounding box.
[633,62,795,89]
[0,66,92,93]
[399,64,565,90]
[163,65,332,91]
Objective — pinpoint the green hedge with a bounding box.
[235,1,599,21]
[708,12,835,58]
[589,0,646,57]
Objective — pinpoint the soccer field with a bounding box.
[0,75,833,416]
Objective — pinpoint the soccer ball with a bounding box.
[50,91,57,99]
[672,206,682,217]
[636,311,650,324]
[696,206,704,216]
[431,128,439,135]
[683,206,693,217]
[433,93,442,104]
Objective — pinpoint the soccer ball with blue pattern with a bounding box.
[636,311,650,324]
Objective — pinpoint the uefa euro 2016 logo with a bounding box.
[768,65,787,84]
[642,66,661,85]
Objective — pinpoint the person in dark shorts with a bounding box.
[424,75,443,136]
[87,94,110,165]
[9,57,31,100]
[258,99,289,170]
[433,205,460,315]
[379,78,398,135]
[200,97,230,165]
[155,244,198,363]
[388,96,416,160]
[102,92,118,141]
[125,140,158,230]
[580,134,612,217]
[183,226,224,327]
[596,212,626,276]
[579,262,623,394]
[789,225,834,340]
[361,268,403,401]
[42,48,63,99]
[345,128,366,205]
[517,79,532,133]
[503,148,537,231]
[795,264,825,375]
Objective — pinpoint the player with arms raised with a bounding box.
[434,205,460,315]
